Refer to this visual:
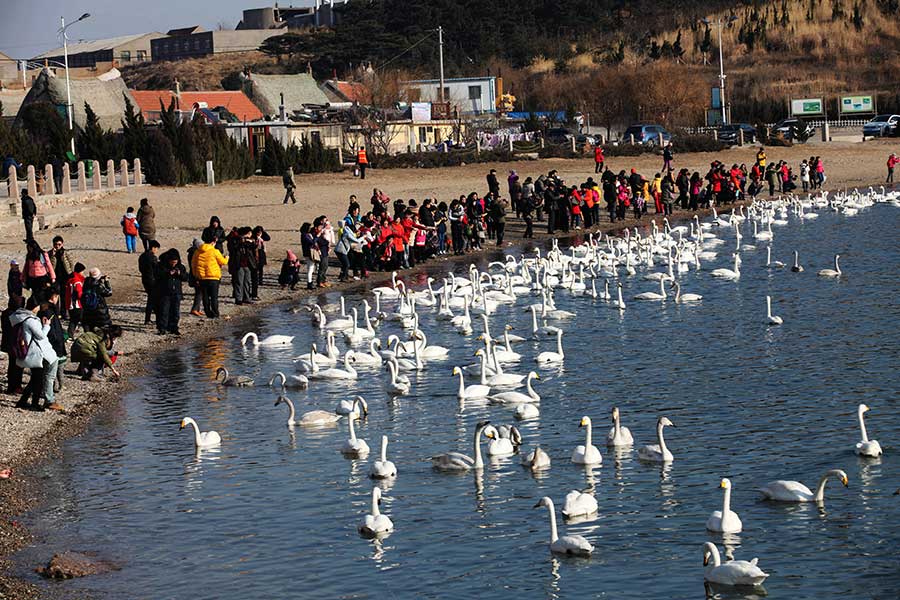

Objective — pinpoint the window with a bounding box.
[419,126,434,144]
[120,50,131,62]
[435,86,449,100]
[468,85,481,100]
[136,50,146,61]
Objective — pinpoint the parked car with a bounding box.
[773,118,816,142]
[717,123,757,144]
[623,124,671,146]
[545,127,598,146]
[862,114,900,138]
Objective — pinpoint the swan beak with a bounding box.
[720,480,728,489]
[842,476,849,487]
[535,374,541,380]
[533,501,542,508]
[703,554,710,566]
[179,420,185,429]
[476,335,483,340]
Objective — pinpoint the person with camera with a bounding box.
[228,227,257,305]
[154,249,188,335]
[11,296,59,411]
[80,268,113,332]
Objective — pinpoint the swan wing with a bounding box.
[554,535,593,556]
[432,452,474,470]
[709,561,769,585]
[759,480,813,501]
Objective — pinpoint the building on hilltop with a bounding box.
[238,2,349,30]
[151,26,281,62]
[131,87,263,123]
[242,72,330,118]
[0,51,21,89]
[320,80,368,104]
[33,33,162,74]
[16,68,136,131]
[404,76,498,115]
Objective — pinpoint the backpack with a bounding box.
[82,285,100,311]
[12,320,31,361]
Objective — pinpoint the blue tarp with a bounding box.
[506,111,566,121]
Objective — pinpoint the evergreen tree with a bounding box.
[76,102,111,162]
[121,94,147,161]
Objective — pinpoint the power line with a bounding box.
[374,31,436,72]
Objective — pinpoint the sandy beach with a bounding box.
[0,139,896,597]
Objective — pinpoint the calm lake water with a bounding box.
[14,202,900,599]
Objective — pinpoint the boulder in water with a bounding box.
[36,551,119,579]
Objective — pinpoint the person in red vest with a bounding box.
[593,145,605,173]
[357,147,369,180]
[887,153,898,183]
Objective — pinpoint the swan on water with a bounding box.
[533,496,593,557]
[759,469,848,502]
[180,417,221,449]
[610,282,626,310]
[349,339,383,366]
[341,409,369,457]
[369,435,397,479]
[561,489,599,519]
[606,406,634,447]
[765,246,785,269]
[410,328,450,359]
[530,305,561,338]
[452,366,491,399]
[702,543,768,586]
[241,332,294,347]
[766,296,783,326]
[309,351,358,380]
[275,394,341,426]
[855,403,883,457]
[215,367,254,387]
[371,272,401,299]
[706,478,743,533]
[268,371,308,390]
[634,278,667,301]
[484,424,521,456]
[491,372,541,404]
[336,395,369,419]
[431,420,492,471]
[710,253,741,280]
[637,416,675,462]
[670,281,702,303]
[522,446,551,470]
[514,403,540,419]
[359,487,393,538]
[572,416,603,465]
[818,254,842,278]
[385,359,410,395]
[791,250,804,272]
[535,330,565,364]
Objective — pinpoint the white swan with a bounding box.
[765,246,785,269]
[514,403,540,420]
[703,543,769,586]
[340,410,369,457]
[491,371,541,404]
[671,281,702,303]
[385,359,410,395]
[606,406,634,447]
[431,420,492,471]
[521,446,551,470]
[241,332,294,347]
[492,329,522,362]
[634,278,667,301]
[452,366,490,399]
[309,350,358,380]
[706,478,743,533]
[335,395,369,419]
[410,328,450,359]
[855,403,883,457]
[533,496,593,557]
[759,469,848,502]
[371,272,401,299]
[484,424,522,456]
[535,329,565,364]
[610,281,626,310]
[766,295,783,326]
[369,435,397,479]
[358,487,393,537]
[275,394,341,426]
[791,250,804,272]
[268,371,308,390]
[571,416,602,465]
[179,417,221,449]
[350,338,383,367]
[561,489,598,519]
[818,254,842,278]
[343,308,374,345]
[476,345,525,387]
[215,366,253,387]
[638,416,675,462]
[530,305,561,338]
[450,296,473,333]
[710,253,741,280]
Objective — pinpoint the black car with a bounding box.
[717,123,757,145]
[773,118,816,142]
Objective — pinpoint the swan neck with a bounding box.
[657,423,668,455]
[814,473,832,502]
[371,490,380,517]
[584,421,593,448]
[614,414,621,437]
[858,409,869,442]
[380,436,388,462]
[348,413,357,440]
[708,544,721,567]
[285,398,296,423]
[189,420,202,446]
[556,331,564,356]
[458,370,466,396]
[474,425,484,468]
[547,501,559,543]
[527,374,537,399]
[723,485,732,514]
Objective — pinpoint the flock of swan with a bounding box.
[177,187,896,588]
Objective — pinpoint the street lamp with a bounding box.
[58,12,91,156]
[702,15,737,126]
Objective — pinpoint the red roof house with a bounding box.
[131,89,263,123]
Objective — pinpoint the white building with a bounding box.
[404,76,497,115]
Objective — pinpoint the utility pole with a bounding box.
[716,20,727,125]
[438,25,445,103]
[59,12,90,156]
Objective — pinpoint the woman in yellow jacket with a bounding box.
[191,230,228,318]
[651,173,663,213]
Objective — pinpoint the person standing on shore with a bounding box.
[662,142,674,172]
[186,239,204,317]
[121,207,140,254]
[7,260,23,300]
[21,189,37,242]
[136,198,156,252]
[11,297,58,411]
[191,230,228,318]
[756,147,767,168]
[202,216,226,253]
[138,241,160,326]
[594,145,605,173]
[81,269,113,332]
[65,263,86,338]
[155,248,188,335]
[48,236,73,318]
[250,226,271,300]
[489,197,507,245]
[300,223,317,290]
[1,295,25,394]
[21,240,55,303]
[282,167,298,204]
[228,227,256,305]
[887,153,898,183]
[486,169,500,198]
[357,147,369,180]
[314,218,331,288]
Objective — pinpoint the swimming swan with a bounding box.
[561,489,599,519]
[521,446,551,470]
[817,254,842,278]
[638,416,675,462]
[855,403,883,457]
[791,250,804,272]
[215,367,254,387]
[606,406,634,447]
[241,332,294,347]
[759,469,848,502]
[514,403,540,419]
[385,360,410,395]
[309,351,358,380]
[634,278,667,301]
[572,416,603,465]
[491,371,541,404]
[340,409,369,457]
[359,487,393,537]
[431,420,492,471]
[268,371,309,390]
[452,366,491,399]
[535,329,565,364]
[180,417,221,449]
[710,253,741,280]
[336,395,369,419]
[484,424,521,456]
[702,543,768,586]
[766,295,783,325]
[533,496,593,557]
[275,395,340,427]
[706,478,743,533]
[670,281,702,303]
[369,435,397,479]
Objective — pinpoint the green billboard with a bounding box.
[840,95,875,114]
[791,98,824,117]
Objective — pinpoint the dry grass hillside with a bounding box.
[121,51,279,91]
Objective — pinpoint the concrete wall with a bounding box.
[407,78,497,114]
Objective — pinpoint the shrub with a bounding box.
[671,133,726,153]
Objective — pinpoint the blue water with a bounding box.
[15,203,900,599]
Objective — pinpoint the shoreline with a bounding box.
[0,172,880,597]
